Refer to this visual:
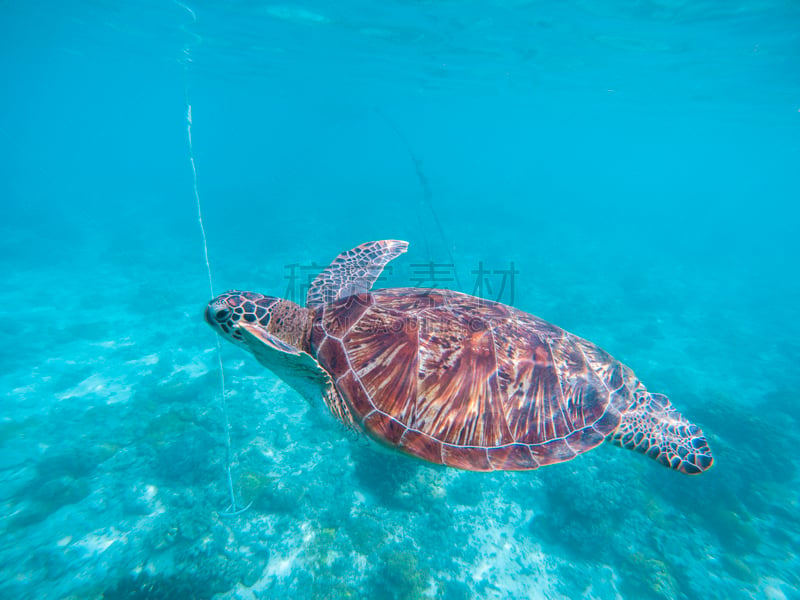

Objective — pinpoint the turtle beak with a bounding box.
[205,297,234,328]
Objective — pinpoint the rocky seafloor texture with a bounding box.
[1,231,798,600]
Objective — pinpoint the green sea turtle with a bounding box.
[205,240,712,474]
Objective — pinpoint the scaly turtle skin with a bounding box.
[205,240,713,474]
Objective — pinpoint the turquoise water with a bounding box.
[2,1,799,598]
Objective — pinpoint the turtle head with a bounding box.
[205,290,279,349]
[205,291,311,355]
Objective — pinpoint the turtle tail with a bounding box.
[609,392,713,474]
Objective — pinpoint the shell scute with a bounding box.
[335,371,374,421]
[439,292,513,325]
[343,307,419,423]
[530,438,577,466]
[565,426,606,451]
[363,410,407,446]
[442,444,491,471]
[591,405,623,436]
[398,430,443,465]
[487,444,539,470]
[369,287,448,312]
[315,336,349,380]
[415,308,513,448]
[321,293,373,338]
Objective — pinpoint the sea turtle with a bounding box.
[205,240,712,474]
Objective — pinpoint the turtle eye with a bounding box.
[215,308,232,322]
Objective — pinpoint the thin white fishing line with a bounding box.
[186,104,211,294]
[177,0,246,515]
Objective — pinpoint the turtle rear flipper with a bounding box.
[610,393,713,474]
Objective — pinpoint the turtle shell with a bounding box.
[309,288,637,471]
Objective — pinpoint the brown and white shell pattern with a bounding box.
[309,287,639,471]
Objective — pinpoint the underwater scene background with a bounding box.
[2,1,799,598]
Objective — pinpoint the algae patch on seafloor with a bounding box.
[101,571,222,600]
[369,549,430,600]
[302,526,362,600]
[618,553,680,600]
[236,469,305,513]
[144,409,195,448]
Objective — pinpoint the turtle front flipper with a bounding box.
[238,321,355,427]
[610,392,713,474]
[306,240,408,308]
